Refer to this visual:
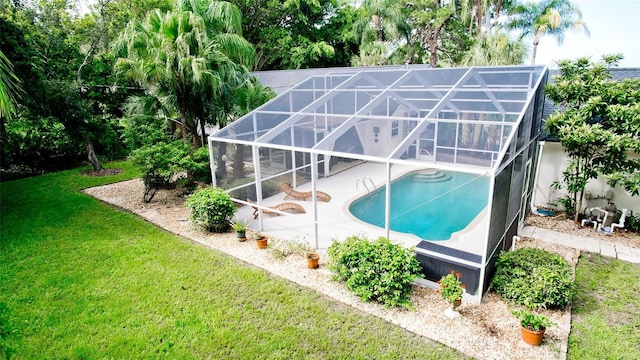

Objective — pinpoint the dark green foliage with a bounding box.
[328,235,422,308]
[129,141,194,190]
[491,247,575,309]
[191,146,212,184]
[625,211,640,233]
[185,187,235,232]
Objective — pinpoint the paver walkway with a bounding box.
[521,225,640,264]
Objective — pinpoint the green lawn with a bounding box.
[0,163,464,359]
[567,252,640,359]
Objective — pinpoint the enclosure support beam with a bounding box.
[253,145,265,230]
[384,163,392,240]
[208,140,217,187]
[311,154,319,249]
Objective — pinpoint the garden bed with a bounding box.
[84,179,582,360]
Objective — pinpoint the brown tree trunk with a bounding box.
[179,95,189,145]
[82,133,103,171]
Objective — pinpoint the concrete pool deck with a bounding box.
[234,162,489,261]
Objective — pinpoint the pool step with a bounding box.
[412,169,451,183]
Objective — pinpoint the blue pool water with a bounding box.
[349,171,489,240]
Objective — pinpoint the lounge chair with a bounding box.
[279,183,331,202]
[247,198,306,219]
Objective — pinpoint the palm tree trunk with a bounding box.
[531,32,541,64]
[179,97,189,145]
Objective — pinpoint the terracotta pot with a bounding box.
[307,253,320,269]
[452,299,461,310]
[256,236,268,249]
[520,325,545,346]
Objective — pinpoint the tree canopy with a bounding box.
[545,55,640,221]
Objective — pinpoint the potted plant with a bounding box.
[230,219,248,241]
[306,252,320,269]
[438,270,466,318]
[512,309,554,346]
[253,231,268,249]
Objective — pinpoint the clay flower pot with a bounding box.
[256,235,268,249]
[307,253,320,269]
[520,325,545,346]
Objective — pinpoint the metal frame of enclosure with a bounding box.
[208,66,548,303]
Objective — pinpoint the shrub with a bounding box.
[129,141,194,188]
[491,247,574,309]
[625,210,640,233]
[191,146,212,184]
[185,187,235,232]
[328,235,422,308]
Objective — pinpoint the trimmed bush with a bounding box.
[185,187,235,233]
[129,141,193,188]
[491,247,574,309]
[328,235,422,308]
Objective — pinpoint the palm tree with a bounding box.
[0,50,22,167]
[0,50,21,121]
[353,0,409,49]
[114,1,255,147]
[460,31,526,66]
[506,0,588,64]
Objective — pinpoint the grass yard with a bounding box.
[0,163,464,359]
[567,252,640,359]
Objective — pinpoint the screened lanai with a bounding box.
[208,65,548,303]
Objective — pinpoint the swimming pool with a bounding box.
[348,170,489,240]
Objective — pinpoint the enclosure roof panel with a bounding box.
[210,65,548,172]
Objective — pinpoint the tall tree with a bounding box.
[228,0,347,70]
[459,31,526,66]
[114,1,255,147]
[545,55,640,223]
[506,0,588,64]
[353,0,408,45]
[403,0,457,67]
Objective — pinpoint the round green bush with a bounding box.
[328,235,423,308]
[491,247,575,309]
[185,187,235,233]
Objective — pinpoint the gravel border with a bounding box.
[84,179,575,360]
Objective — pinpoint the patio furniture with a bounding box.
[247,199,306,219]
[279,183,331,202]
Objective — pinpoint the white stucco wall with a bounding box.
[533,141,639,216]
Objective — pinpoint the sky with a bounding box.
[532,0,640,68]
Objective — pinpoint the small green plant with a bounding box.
[185,187,235,233]
[491,247,575,309]
[438,271,465,305]
[512,309,554,332]
[328,235,423,308]
[268,237,313,260]
[252,231,263,240]
[230,219,248,233]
